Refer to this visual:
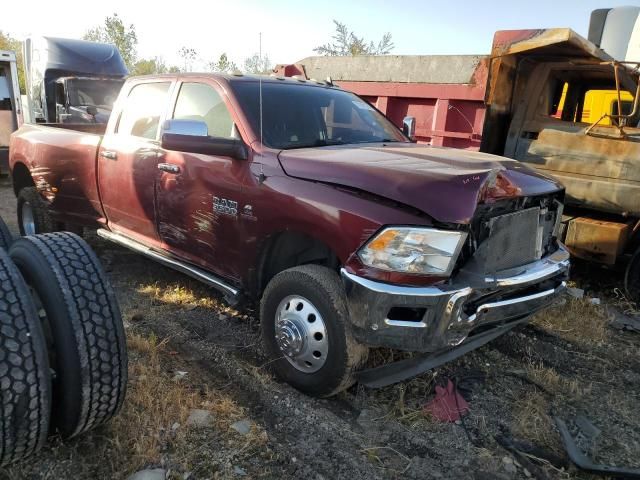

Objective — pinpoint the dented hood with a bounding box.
[278,144,563,224]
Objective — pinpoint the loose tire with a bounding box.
[260,265,368,397]
[0,249,51,466]
[0,215,12,249]
[625,248,640,303]
[17,187,55,237]
[9,233,127,438]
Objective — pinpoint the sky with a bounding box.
[4,0,640,69]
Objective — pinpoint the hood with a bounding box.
[278,144,563,224]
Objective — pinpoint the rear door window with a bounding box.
[117,82,171,139]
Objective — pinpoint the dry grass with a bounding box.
[532,297,609,344]
[98,332,247,477]
[382,383,436,427]
[2,330,257,479]
[526,362,590,398]
[137,282,244,319]
[511,391,560,452]
[138,283,218,309]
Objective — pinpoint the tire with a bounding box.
[0,248,51,466]
[9,232,127,438]
[625,248,640,303]
[260,265,368,397]
[0,215,12,250]
[17,187,55,237]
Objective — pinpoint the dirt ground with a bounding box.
[0,175,639,480]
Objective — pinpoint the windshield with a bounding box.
[66,78,123,111]
[231,81,408,149]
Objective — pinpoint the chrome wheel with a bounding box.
[275,295,328,373]
[21,201,36,236]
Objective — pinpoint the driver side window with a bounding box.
[173,83,237,139]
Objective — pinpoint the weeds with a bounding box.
[526,362,590,398]
[511,392,560,453]
[104,333,247,476]
[533,297,609,344]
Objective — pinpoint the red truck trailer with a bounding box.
[276,53,488,150]
[276,28,640,299]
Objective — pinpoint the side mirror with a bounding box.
[161,119,248,161]
[402,116,416,140]
[163,119,208,137]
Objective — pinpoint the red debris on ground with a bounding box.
[424,379,469,422]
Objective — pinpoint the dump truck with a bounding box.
[276,26,640,299]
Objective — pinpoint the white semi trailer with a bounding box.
[0,50,22,175]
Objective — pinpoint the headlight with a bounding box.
[358,227,467,276]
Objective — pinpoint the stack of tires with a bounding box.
[0,215,127,467]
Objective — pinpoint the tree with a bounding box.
[0,31,25,93]
[132,57,168,76]
[208,53,238,74]
[84,13,138,70]
[243,53,272,75]
[178,46,198,72]
[314,20,394,56]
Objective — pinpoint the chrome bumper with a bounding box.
[341,244,570,352]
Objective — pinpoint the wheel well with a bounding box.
[256,232,340,299]
[11,163,35,197]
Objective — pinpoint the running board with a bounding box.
[97,229,240,303]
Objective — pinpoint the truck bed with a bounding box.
[9,123,105,224]
[36,123,107,135]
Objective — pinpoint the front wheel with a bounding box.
[260,265,368,397]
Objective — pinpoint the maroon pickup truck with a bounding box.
[9,73,570,396]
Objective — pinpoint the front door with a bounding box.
[155,81,250,280]
[98,80,173,246]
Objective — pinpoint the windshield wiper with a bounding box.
[284,139,349,150]
[358,138,403,143]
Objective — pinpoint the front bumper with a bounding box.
[341,243,570,352]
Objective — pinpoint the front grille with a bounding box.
[460,194,563,276]
[483,207,541,271]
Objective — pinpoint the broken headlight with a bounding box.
[358,227,467,276]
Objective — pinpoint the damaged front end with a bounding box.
[342,191,569,387]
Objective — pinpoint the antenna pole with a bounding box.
[259,32,263,150]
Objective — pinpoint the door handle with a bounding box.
[158,163,181,174]
[100,150,118,160]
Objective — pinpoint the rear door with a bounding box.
[155,80,250,279]
[98,80,173,246]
